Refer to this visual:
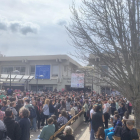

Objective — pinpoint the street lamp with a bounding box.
[36,75,44,93]
[10,70,20,90]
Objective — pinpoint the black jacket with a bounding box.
[4,117,21,140]
[49,104,55,113]
[57,132,75,140]
[121,126,132,140]
[19,118,30,140]
[15,104,23,116]
[92,112,104,132]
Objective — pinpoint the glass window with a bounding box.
[52,65,59,77]
[30,66,35,75]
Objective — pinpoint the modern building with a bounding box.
[0,54,81,91]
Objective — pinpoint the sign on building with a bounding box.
[35,65,50,79]
[71,73,84,88]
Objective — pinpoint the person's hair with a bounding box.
[19,107,30,118]
[25,99,30,103]
[126,120,134,126]
[64,126,73,135]
[96,127,105,139]
[124,111,129,119]
[45,99,50,105]
[61,110,67,118]
[0,104,2,110]
[10,101,15,107]
[61,100,66,108]
[51,115,57,123]
[95,105,101,112]
[115,114,119,119]
[47,117,54,124]
[5,108,12,117]
[2,100,7,106]
[17,99,23,105]
[93,105,97,111]
[114,111,118,115]
[49,100,53,105]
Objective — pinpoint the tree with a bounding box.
[66,0,140,128]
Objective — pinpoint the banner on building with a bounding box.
[71,73,84,88]
[35,65,50,79]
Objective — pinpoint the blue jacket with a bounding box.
[112,119,122,132]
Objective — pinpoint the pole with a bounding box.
[92,76,93,96]
[36,76,38,93]
[10,71,11,89]
[84,74,86,97]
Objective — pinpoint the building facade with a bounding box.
[0,55,81,91]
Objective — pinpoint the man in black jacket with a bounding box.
[4,108,21,140]
[121,120,134,140]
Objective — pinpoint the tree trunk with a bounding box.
[133,101,140,128]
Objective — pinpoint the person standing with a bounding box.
[19,107,30,140]
[41,99,50,126]
[83,100,89,123]
[110,100,116,116]
[4,108,21,140]
[0,104,5,121]
[103,99,110,129]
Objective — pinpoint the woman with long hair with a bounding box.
[41,99,50,126]
[95,127,105,140]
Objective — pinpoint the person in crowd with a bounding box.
[41,99,50,126]
[110,100,116,116]
[15,99,23,121]
[59,100,66,112]
[118,103,127,119]
[121,120,134,140]
[1,100,8,111]
[10,101,17,120]
[36,117,55,140]
[51,115,58,132]
[110,111,118,126]
[103,99,110,129]
[104,114,122,140]
[95,127,105,140]
[57,110,68,128]
[128,101,132,115]
[0,104,5,121]
[4,108,21,140]
[25,99,37,132]
[32,100,41,129]
[115,100,119,111]
[83,99,89,123]
[70,103,76,116]
[92,105,104,136]
[56,126,75,140]
[49,100,55,117]
[19,107,30,140]
[66,98,71,111]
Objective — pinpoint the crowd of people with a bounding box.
[0,88,138,140]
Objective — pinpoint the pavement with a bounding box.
[30,115,134,140]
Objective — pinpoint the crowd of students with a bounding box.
[0,89,138,140]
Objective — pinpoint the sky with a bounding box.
[0,0,82,63]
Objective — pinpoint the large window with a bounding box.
[101,65,108,77]
[1,66,26,75]
[30,66,35,75]
[52,65,59,77]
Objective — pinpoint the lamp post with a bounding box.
[10,70,20,90]
[36,75,43,93]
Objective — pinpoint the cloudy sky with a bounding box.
[0,0,82,61]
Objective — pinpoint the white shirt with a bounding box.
[90,109,95,119]
[103,103,110,114]
[43,104,49,115]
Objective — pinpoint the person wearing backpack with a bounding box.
[25,99,37,132]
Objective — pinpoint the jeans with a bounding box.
[49,113,54,117]
[41,114,49,126]
[31,117,37,131]
[104,127,114,140]
[35,135,43,140]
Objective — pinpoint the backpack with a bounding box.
[28,107,36,119]
[0,130,11,140]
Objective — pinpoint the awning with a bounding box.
[0,74,34,83]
